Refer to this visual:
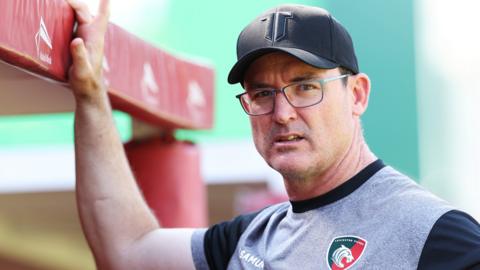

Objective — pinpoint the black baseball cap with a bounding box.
[228,4,359,84]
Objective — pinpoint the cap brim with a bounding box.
[227,47,339,84]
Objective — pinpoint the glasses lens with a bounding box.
[241,90,275,115]
[284,80,323,107]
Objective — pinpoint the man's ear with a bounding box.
[350,73,371,116]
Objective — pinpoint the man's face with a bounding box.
[243,52,356,181]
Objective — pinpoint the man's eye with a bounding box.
[298,83,320,91]
[251,90,274,100]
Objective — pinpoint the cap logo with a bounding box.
[264,11,293,42]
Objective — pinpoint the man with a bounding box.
[67,0,480,269]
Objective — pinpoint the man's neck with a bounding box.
[284,124,377,201]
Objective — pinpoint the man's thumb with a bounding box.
[70,37,91,74]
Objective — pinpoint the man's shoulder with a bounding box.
[360,165,452,210]
[353,165,454,232]
[195,202,289,270]
[418,210,480,269]
[206,202,289,238]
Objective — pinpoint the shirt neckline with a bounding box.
[290,159,385,213]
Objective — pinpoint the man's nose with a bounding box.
[272,92,297,124]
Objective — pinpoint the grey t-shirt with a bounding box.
[191,160,480,269]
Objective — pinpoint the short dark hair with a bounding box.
[339,67,354,87]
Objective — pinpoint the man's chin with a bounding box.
[269,156,309,176]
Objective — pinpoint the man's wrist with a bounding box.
[74,89,111,114]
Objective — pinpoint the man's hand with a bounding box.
[67,0,110,103]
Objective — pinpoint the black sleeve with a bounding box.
[418,210,480,270]
[203,211,260,270]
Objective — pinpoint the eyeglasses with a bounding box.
[235,74,350,116]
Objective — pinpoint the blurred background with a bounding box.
[0,0,479,269]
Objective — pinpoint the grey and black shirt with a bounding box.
[191,160,480,269]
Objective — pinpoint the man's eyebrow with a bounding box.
[246,82,273,90]
[246,72,321,89]
[289,73,318,83]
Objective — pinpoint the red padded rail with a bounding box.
[0,0,214,129]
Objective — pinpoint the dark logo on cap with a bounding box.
[264,11,293,42]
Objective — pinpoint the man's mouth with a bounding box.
[275,134,304,143]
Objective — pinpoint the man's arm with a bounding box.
[67,0,196,269]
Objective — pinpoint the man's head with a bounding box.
[229,5,371,189]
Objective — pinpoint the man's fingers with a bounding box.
[96,0,111,33]
[70,37,92,78]
[67,1,109,101]
[66,0,93,24]
[97,0,110,19]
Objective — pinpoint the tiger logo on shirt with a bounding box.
[327,236,367,270]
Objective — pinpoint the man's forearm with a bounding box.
[65,1,197,268]
[74,96,159,268]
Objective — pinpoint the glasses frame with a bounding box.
[235,74,350,116]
